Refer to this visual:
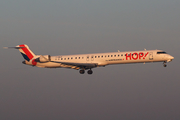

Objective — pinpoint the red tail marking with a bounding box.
[19,44,34,60]
[32,59,37,66]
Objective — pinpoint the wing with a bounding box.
[51,61,98,70]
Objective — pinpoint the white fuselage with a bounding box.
[5,44,174,74]
[25,50,174,69]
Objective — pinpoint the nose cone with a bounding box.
[170,56,174,60]
[167,55,174,62]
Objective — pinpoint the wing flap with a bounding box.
[52,61,98,69]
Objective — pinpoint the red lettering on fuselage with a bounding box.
[126,53,131,60]
[139,52,144,59]
[126,52,149,60]
[143,52,149,59]
[132,53,138,60]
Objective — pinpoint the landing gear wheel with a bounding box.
[79,70,85,74]
[163,61,167,67]
[163,64,167,67]
[87,70,93,75]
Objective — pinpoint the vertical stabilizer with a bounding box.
[17,44,36,61]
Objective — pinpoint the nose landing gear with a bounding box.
[163,61,167,67]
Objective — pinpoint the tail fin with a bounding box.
[17,44,36,61]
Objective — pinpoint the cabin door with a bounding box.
[149,52,153,60]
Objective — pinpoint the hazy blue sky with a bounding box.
[1,0,180,120]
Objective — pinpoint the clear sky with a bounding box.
[1,0,180,120]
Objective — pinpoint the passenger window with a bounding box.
[98,56,100,58]
[79,57,80,59]
[101,55,103,58]
[61,58,63,60]
[111,55,113,57]
[114,55,116,57]
[75,57,77,59]
[64,58,66,60]
[108,55,110,57]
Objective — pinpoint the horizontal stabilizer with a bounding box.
[3,47,26,49]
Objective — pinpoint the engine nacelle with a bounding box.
[35,55,51,63]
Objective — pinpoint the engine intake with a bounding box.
[35,55,51,63]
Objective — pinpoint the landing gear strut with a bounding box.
[163,61,167,67]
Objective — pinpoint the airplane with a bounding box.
[4,44,174,74]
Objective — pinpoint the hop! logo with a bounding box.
[126,52,149,60]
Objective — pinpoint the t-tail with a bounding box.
[17,44,36,62]
[4,44,37,66]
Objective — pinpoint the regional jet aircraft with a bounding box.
[4,44,174,74]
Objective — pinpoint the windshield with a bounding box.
[157,51,167,54]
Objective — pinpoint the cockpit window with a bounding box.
[157,51,167,54]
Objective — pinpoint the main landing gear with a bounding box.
[163,61,167,67]
[87,69,93,74]
[79,70,85,74]
[79,69,93,75]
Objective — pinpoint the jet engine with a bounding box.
[35,55,51,63]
